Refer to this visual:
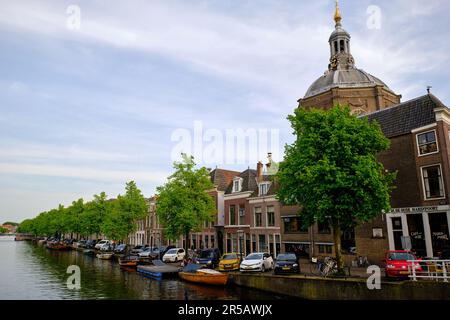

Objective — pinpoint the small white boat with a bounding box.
[96,253,114,260]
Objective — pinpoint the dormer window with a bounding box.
[232,177,243,193]
[259,182,270,196]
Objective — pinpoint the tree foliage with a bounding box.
[277,105,396,271]
[156,155,216,250]
[16,181,148,242]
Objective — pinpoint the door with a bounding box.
[391,217,403,250]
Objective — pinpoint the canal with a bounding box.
[0,236,286,300]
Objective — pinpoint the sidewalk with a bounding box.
[298,258,380,278]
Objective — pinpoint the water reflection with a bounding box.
[0,237,287,300]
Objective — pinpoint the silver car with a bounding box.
[240,252,274,272]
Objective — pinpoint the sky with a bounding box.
[1,0,449,223]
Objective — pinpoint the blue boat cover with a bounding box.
[183,263,203,273]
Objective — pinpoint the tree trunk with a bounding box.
[332,220,345,274]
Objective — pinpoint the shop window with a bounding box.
[252,234,257,252]
[258,235,267,252]
[417,130,438,155]
[422,165,444,199]
[285,243,310,257]
[318,244,333,254]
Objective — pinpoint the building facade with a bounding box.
[368,95,450,259]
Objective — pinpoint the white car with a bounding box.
[162,248,186,263]
[240,252,274,272]
[95,240,111,250]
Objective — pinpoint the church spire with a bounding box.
[328,0,354,71]
[334,0,342,27]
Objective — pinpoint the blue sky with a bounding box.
[1,0,449,223]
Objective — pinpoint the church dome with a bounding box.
[304,68,394,99]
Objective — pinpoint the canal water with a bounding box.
[0,236,285,300]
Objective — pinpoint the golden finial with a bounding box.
[334,0,342,25]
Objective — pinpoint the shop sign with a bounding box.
[389,206,439,214]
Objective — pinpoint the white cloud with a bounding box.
[0,162,168,184]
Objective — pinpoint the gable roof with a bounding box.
[365,94,446,138]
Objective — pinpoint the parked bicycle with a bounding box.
[311,256,339,277]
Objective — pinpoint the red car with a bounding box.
[384,250,422,279]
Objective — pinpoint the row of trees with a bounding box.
[17,181,148,242]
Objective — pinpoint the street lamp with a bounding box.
[237,229,244,259]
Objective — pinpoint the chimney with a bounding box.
[266,152,273,170]
[257,161,263,182]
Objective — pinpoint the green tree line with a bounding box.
[16,181,148,242]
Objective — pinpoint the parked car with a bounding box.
[85,239,97,249]
[131,245,145,254]
[95,240,111,250]
[384,250,422,279]
[218,252,243,271]
[162,248,186,263]
[240,252,274,272]
[273,253,300,275]
[114,244,128,254]
[76,240,87,248]
[138,247,155,258]
[160,245,176,258]
[194,248,221,268]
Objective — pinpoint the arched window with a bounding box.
[340,40,345,53]
[334,41,338,54]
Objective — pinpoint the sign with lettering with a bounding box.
[389,206,439,214]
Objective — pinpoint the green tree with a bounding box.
[101,182,147,242]
[0,226,7,234]
[81,192,111,239]
[66,199,85,239]
[277,106,396,273]
[156,155,216,252]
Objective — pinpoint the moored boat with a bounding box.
[46,241,70,251]
[97,252,114,260]
[179,265,228,286]
[119,254,139,267]
[83,249,95,255]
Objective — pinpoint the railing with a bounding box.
[407,259,450,282]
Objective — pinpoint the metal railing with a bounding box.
[407,259,450,282]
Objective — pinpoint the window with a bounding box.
[238,205,245,225]
[283,217,308,233]
[318,244,333,254]
[422,165,444,199]
[252,234,256,252]
[259,183,270,196]
[417,130,438,155]
[259,235,267,252]
[318,220,331,234]
[233,178,242,193]
[267,206,275,227]
[229,205,236,225]
[254,207,262,227]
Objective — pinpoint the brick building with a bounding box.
[367,94,450,259]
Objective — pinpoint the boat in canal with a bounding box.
[119,254,139,267]
[137,260,179,280]
[179,264,228,286]
[46,241,71,251]
[97,252,114,260]
[83,249,95,255]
